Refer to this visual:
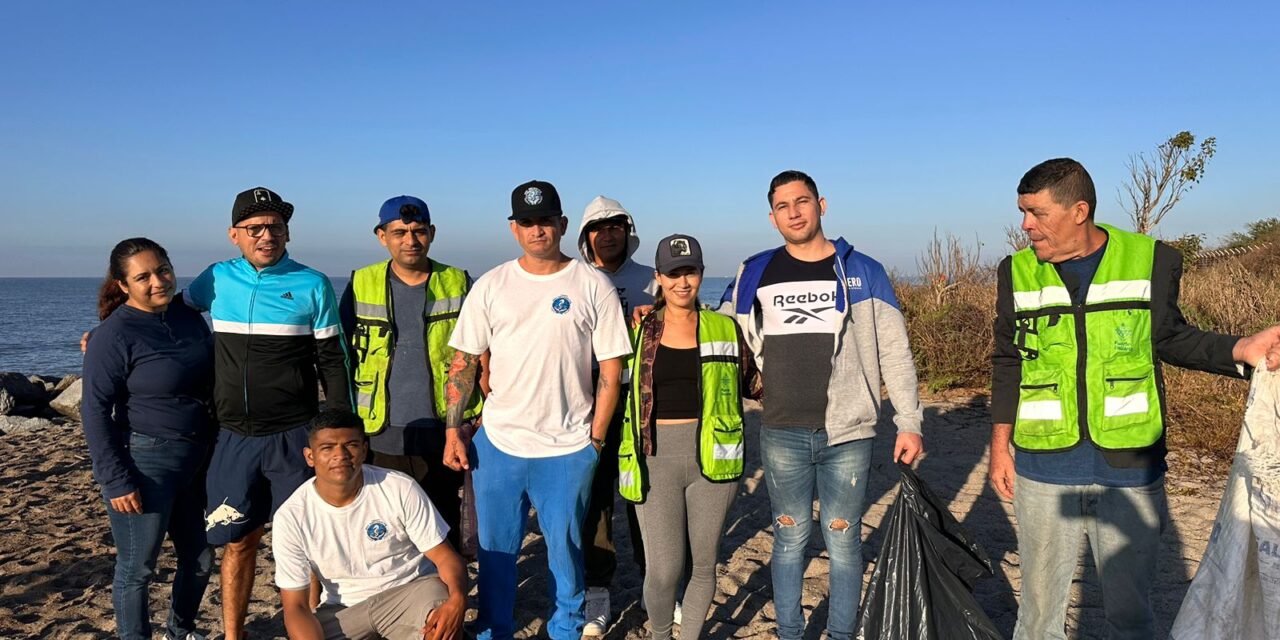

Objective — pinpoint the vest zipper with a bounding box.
[383,268,396,433]
[694,312,706,476]
[1073,301,1089,444]
[1020,383,1059,391]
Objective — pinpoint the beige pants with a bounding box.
[315,576,450,640]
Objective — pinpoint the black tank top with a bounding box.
[653,344,699,420]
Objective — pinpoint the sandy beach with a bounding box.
[0,394,1227,639]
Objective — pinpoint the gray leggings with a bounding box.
[634,421,739,640]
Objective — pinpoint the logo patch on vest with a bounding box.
[366,520,389,541]
[551,295,572,314]
[1114,325,1134,353]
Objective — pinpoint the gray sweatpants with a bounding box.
[634,421,739,640]
[314,575,450,640]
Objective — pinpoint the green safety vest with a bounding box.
[618,309,746,502]
[1009,223,1163,451]
[350,260,481,434]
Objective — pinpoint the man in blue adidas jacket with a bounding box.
[719,170,924,640]
[185,187,352,640]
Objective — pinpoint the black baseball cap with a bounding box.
[510,180,563,220]
[232,187,294,226]
[655,234,704,274]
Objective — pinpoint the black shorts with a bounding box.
[204,425,311,545]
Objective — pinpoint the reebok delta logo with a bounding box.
[783,306,835,324]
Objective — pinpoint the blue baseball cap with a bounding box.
[377,195,431,230]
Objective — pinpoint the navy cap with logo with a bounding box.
[509,180,563,220]
[377,195,431,231]
[655,234,704,274]
[231,187,294,226]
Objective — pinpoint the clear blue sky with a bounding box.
[2,2,1277,277]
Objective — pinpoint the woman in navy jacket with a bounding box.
[82,238,216,640]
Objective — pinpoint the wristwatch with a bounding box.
[590,436,606,451]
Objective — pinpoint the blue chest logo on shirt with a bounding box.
[551,295,572,314]
[366,520,388,541]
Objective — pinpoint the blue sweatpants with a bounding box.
[469,428,598,640]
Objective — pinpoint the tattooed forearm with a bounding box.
[445,351,480,429]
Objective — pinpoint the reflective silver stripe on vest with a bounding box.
[355,301,387,319]
[356,390,374,410]
[1104,393,1149,417]
[1085,280,1151,304]
[1017,400,1062,421]
[713,443,743,460]
[619,470,636,489]
[621,368,633,385]
[699,341,738,358]
[424,296,465,318]
[1012,287,1071,311]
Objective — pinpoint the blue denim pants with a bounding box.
[469,428,598,640]
[105,432,212,640]
[759,426,873,640]
[1012,474,1167,640]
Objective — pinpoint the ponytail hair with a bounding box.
[652,285,667,312]
[97,238,171,320]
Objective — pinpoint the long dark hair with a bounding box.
[97,238,171,320]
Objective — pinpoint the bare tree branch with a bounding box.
[1118,131,1217,234]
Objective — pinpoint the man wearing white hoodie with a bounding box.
[577,196,657,635]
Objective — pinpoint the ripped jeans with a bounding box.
[759,426,873,640]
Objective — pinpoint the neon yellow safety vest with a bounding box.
[618,310,745,502]
[350,260,482,434]
[1009,223,1163,451]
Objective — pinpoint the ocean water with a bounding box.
[0,275,734,377]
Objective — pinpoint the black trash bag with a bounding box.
[857,462,1002,640]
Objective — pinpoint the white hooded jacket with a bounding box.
[577,196,657,316]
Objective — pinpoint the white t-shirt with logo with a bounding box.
[449,258,632,457]
[272,465,449,607]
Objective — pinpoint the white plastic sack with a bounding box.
[1171,365,1280,640]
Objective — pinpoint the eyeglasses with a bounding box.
[234,223,287,238]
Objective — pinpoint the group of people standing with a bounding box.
[80,161,1280,640]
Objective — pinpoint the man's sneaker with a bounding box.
[582,586,612,636]
[673,600,682,626]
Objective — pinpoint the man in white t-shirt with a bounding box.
[274,409,468,640]
[441,180,632,640]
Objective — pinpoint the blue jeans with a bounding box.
[759,427,873,640]
[105,432,213,640]
[1012,474,1167,640]
[469,429,598,640]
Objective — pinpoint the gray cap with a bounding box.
[655,234,704,274]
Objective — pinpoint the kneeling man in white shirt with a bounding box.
[274,409,468,640]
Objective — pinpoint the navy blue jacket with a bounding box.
[82,303,215,499]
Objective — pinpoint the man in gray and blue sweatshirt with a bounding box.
[719,170,924,640]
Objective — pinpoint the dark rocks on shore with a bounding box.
[0,372,49,416]
[0,372,82,425]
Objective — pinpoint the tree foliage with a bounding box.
[1223,217,1280,249]
[1119,131,1217,234]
